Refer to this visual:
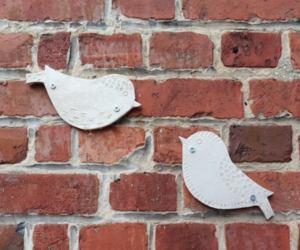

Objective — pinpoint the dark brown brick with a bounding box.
[156,224,217,250]
[229,125,292,162]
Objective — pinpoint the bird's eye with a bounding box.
[114,106,120,112]
[189,146,195,153]
[250,195,256,201]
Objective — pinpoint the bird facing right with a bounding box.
[179,131,274,220]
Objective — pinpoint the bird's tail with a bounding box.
[259,198,275,220]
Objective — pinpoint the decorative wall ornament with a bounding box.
[26,66,141,130]
[179,131,274,220]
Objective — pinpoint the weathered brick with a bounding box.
[110,173,177,211]
[79,223,147,250]
[33,224,68,250]
[156,224,217,250]
[38,32,71,70]
[0,0,104,22]
[229,125,292,163]
[289,32,300,69]
[0,33,33,68]
[183,182,211,213]
[35,126,71,162]
[0,81,57,117]
[221,32,281,67]
[0,225,23,250]
[182,0,300,21]
[149,32,213,69]
[225,223,290,250]
[0,174,99,214]
[129,79,244,119]
[113,0,174,20]
[184,171,300,214]
[79,33,142,68]
[78,126,145,164]
[249,79,300,118]
[153,126,219,164]
[0,128,28,164]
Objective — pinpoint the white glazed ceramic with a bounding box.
[180,131,274,220]
[26,66,141,130]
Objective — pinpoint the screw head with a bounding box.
[189,146,195,153]
[50,83,56,89]
[114,106,120,112]
[250,195,256,201]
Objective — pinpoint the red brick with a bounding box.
[79,33,142,68]
[0,81,57,117]
[229,125,292,163]
[35,126,71,162]
[153,126,219,164]
[156,224,217,250]
[0,33,33,68]
[221,32,281,67]
[182,0,300,21]
[0,128,28,164]
[289,33,300,69]
[129,79,244,119]
[249,79,300,118]
[110,173,176,211]
[149,32,213,69]
[113,0,174,20]
[225,223,290,250]
[0,0,104,22]
[0,225,23,250]
[183,182,211,213]
[33,224,68,250]
[0,174,99,214]
[38,32,71,70]
[78,126,145,164]
[79,223,147,250]
[184,171,300,214]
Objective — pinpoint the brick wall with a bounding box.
[0,0,300,249]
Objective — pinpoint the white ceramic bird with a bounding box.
[179,131,274,220]
[26,66,141,130]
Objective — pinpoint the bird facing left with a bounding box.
[179,131,275,220]
[26,66,141,130]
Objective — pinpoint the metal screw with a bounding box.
[189,146,195,153]
[114,106,120,112]
[50,83,56,89]
[250,195,256,201]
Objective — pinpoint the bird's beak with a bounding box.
[178,136,186,144]
[133,101,141,108]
